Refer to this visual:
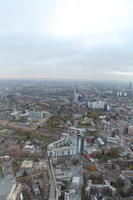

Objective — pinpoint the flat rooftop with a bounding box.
[21,160,33,169]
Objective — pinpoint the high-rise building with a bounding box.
[74,90,81,103]
[129,81,133,97]
[129,81,132,90]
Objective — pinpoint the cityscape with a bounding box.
[0,79,133,200]
[1,0,133,199]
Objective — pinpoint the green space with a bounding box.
[11,131,54,145]
[85,110,103,120]
[79,121,92,127]
[0,108,9,112]
[110,178,133,197]
[43,114,73,131]
[11,159,22,174]
[0,129,9,133]
[96,148,121,162]
[81,178,88,200]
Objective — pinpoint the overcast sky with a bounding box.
[0,0,133,80]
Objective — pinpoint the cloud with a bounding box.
[0,0,133,80]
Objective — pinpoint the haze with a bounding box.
[0,0,133,80]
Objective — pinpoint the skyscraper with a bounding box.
[74,90,81,103]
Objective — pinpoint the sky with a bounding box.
[0,0,133,80]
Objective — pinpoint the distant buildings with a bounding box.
[90,101,105,110]
[74,90,82,104]
[88,100,111,111]
[117,91,128,97]
[10,110,51,122]
[74,88,112,110]
[28,111,50,121]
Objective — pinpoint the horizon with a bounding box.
[0,77,131,83]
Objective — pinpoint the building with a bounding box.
[22,144,35,154]
[71,177,80,186]
[47,134,79,157]
[85,180,116,199]
[97,138,105,147]
[64,189,80,200]
[74,90,82,104]
[106,136,120,148]
[88,101,105,110]
[121,170,133,179]
[84,148,97,159]
[20,160,34,175]
[7,184,23,200]
[128,126,133,135]
[55,168,72,183]
[28,111,50,122]
[47,130,86,157]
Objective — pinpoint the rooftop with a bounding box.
[21,160,33,169]
[7,184,22,200]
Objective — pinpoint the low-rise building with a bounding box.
[85,180,116,199]
[128,126,133,135]
[22,144,35,154]
[7,183,23,200]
